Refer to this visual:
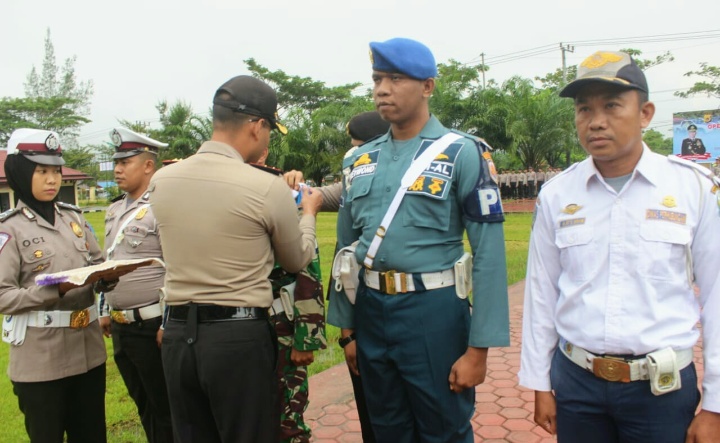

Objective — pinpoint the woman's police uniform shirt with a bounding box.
[0,201,106,382]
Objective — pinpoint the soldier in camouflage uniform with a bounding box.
[269,249,326,443]
[250,158,327,443]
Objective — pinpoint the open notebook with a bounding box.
[35,258,165,286]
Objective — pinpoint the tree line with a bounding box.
[3,30,718,189]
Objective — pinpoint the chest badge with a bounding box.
[561,204,583,215]
[33,250,43,258]
[32,263,50,273]
[70,221,84,237]
[135,207,148,220]
[661,196,677,208]
[354,154,372,167]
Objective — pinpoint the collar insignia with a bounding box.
[561,204,582,215]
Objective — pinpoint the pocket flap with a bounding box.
[640,222,691,245]
[555,226,593,248]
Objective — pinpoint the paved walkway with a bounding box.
[306,279,706,442]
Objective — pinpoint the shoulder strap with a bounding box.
[363,132,462,268]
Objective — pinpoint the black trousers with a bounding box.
[349,367,377,443]
[112,317,174,443]
[162,314,278,443]
[12,363,106,443]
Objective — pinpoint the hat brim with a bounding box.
[559,77,645,98]
[24,154,65,166]
[113,151,142,160]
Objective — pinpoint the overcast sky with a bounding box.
[1,0,719,148]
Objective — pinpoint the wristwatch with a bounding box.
[339,333,356,348]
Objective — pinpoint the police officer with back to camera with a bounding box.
[99,127,174,443]
[148,74,322,443]
[0,128,107,442]
[328,37,510,443]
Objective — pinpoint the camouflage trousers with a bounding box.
[273,315,311,443]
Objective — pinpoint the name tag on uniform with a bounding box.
[559,217,586,228]
[645,209,687,225]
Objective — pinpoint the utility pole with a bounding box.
[560,43,575,85]
[479,52,486,89]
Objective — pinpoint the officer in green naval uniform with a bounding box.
[328,37,510,443]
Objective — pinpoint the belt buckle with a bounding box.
[70,309,90,329]
[379,271,396,295]
[110,310,130,324]
[592,356,631,382]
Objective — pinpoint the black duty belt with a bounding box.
[168,304,268,322]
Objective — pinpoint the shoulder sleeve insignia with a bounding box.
[55,202,82,213]
[0,209,20,223]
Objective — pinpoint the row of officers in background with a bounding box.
[497,167,563,199]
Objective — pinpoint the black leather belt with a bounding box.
[168,304,268,322]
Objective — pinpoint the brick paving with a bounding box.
[307,278,707,442]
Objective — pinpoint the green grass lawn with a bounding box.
[0,211,531,442]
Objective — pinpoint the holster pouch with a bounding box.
[2,314,29,346]
[279,282,296,321]
[332,241,360,305]
[454,252,473,299]
[646,347,681,396]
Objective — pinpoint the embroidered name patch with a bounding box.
[559,218,586,228]
[406,175,450,199]
[645,209,687,225]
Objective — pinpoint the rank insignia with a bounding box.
[21,207,36,220]
[33,250,43,258]
[661,196,677,208]
[561,204,582,215]
[70,221,84,237]
[135,207,148,220]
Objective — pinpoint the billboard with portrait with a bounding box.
[673,109,720,163]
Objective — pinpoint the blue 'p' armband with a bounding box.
[463,144,504,223]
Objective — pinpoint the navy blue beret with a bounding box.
[369,38,437,80]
